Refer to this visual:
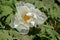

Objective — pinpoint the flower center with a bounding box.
[22,12,31,22]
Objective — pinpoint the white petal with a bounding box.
[14,25,18,28]
[30,21,35,26]
[15,24,29,34]
[30,8,47,25]
[26,12,32,16]
[15,1,25,7]
[24,3,35,9]
[33,14,37,19]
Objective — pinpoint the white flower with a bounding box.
[10,2,47,34]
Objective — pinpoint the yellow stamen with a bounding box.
[22,12,31,22]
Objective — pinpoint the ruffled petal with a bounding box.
[16,24,29,34]
[10,1,47,34]
[24,3,35,9]
[30,8,47,25]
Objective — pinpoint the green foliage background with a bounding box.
[0,0,60,40]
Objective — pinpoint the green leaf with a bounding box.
[48,7,60,18]
[5,14,13,24]
[1,0,13,6]
[58,0,60,2]
[42,0,54,8]
[0,22,2,26]
[9,29,20,37]
[1,5,13,16]
[35,1,44,9]
[46,29,57,40]
[19,35,32,40]
[38,25,60,40]
[0,30,13,40]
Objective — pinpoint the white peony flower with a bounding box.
[10,2,47,34]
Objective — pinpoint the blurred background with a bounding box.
[0,0,60,40]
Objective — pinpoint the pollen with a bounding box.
[22,12,31,22]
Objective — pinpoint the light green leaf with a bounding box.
[1,0,13,6]
[38,25,60,40]
[48,7,60,18]
[35,1,44,9]
[0,22,2,26]
[0,30,13,40]
[42,0,54,8]
[5,14,13,24]
[1,5,13,16]
[58,0,60,2]
[9,29,20,37]
[19,35,32,40]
